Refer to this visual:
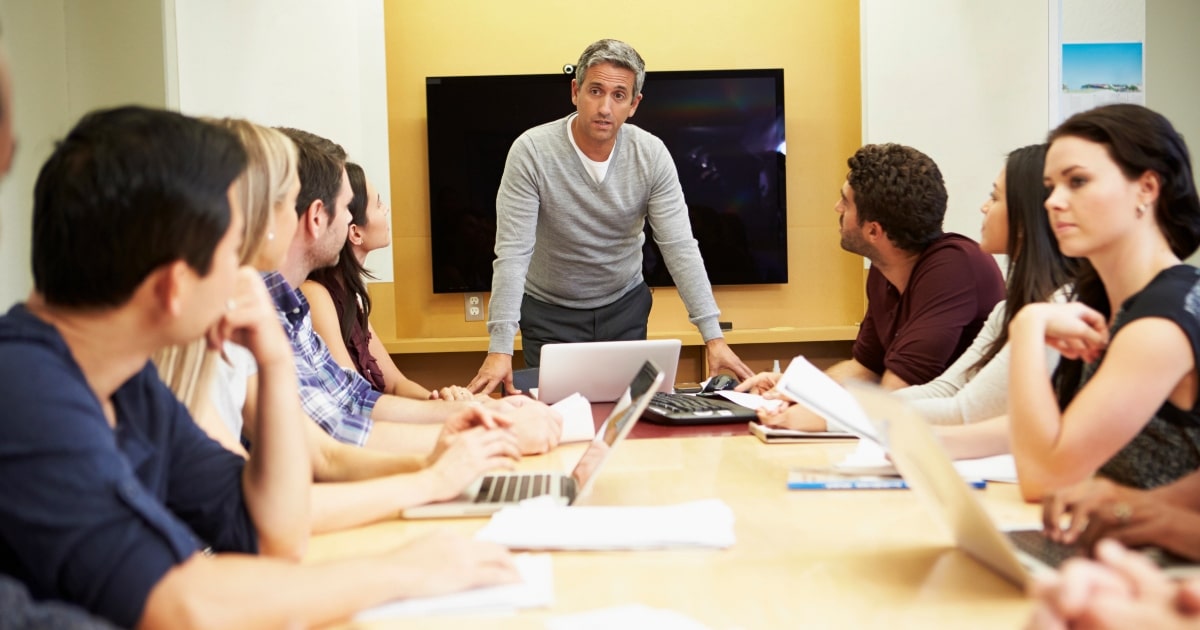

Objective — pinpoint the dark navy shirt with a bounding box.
[0,305,258,628]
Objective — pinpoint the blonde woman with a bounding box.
[154,119,520,534]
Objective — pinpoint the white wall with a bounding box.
[64,0,166,122]
[0,0,69,308]
[1146,0,1200,263]
[861,0,1052,245]
[169,0,394,281]
[0,0,167,310]
[1062,0,1144,42]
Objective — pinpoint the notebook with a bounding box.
[843,383,1200,587]
[536,339,679,404]
[641,392,758,425]
[402,361,665,519]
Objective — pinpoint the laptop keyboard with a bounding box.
[473,473,556,504]
[1006,530,1079,567]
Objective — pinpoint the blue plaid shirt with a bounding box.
[263,271,379,446]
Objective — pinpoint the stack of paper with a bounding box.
[476,499,736,550]
[353,553,554,620]
[551,393,598,443]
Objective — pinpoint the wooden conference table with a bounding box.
[306,408,1039,629]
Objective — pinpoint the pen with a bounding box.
[772,359,781,373]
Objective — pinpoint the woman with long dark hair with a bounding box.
[896,143,1077,427]
[303,163,475,401]
[1009,104,1200,501]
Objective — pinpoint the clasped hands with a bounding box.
[1014,302,1111,364]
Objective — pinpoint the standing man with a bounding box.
[741,143,1005,430]
[468,38,753,395]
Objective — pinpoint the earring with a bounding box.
[267,231,275,241]
[1137,204,1148,218]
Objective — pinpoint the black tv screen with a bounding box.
[426,68,787,293]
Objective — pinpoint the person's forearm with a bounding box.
[826,359,879,384]
[364,421,441,457]
[1008,314,1071,501]
[387,377,433,400]
[1154,510,1200,562]
[879,370,910,390]
[315,436,426,482]
[242,356,312,560]
[310,472,441,533]
[371,394,469,424]
[1149,471,1200,512]
[141,552,427,630]
[935,416,1011,460]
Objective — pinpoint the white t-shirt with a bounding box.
[210,342,257,441]
[566,113,611,184]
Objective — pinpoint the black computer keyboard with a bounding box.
[643,392,758,425]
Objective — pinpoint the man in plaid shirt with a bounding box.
[271,128,561,455]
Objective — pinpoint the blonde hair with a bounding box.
[209,118,299,266]
[153,118,298,418]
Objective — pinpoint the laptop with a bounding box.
[844,383,1200,587]
[402,360,665,519]
[536,339,679,404]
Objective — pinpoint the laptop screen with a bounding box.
[569,361,664,496]
[537,339,679,403]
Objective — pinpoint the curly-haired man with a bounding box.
[737,143,1004,432]
[835,143,1004,387]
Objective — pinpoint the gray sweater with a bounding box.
[487,115,723,354]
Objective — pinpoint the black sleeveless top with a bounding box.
[1084,265,1200,489]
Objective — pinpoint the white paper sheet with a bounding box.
[476,499,736,550]
[551,393,597,443]
[354,553,554,620]
[835,440,1018,483]
[714,389,783,411]
[774,357,878,441]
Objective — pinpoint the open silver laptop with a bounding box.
[845,383,1200,588]
[402,360,665,519]
[536,339,679,404]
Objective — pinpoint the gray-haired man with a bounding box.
[468,38,753,395]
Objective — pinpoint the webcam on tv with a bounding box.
[562,64,575,75]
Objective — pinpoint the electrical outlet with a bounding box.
[464,292,485,321]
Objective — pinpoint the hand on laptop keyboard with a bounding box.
[427,427,522,501]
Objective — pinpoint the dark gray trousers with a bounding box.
[519,282,653,368]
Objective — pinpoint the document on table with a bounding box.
[835,439,1018,483]
[546,604,713,630]
[476,499,736,550]
[551,393,597,443]
[712,389,784,412]
[774,357,879,442]
[353,553,553,620]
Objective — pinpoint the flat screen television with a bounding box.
[426,68,787,293]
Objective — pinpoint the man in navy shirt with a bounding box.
[0,107,518,628]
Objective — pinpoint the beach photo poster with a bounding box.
[1061,42,1144,118]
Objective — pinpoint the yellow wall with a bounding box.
[379,0,864,349]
